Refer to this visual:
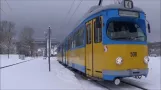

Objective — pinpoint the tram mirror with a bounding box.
[96,17,101,28]
[146,19,151,33]
[147,23,151,33]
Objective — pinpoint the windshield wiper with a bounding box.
[130,36,145,40]
[112,37,132,40]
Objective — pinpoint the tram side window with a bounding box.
[86,24,91,44]
[94,17,102,43]
[75,30,79,47]
[68,38,70,50]
[76,27,84,47]
[67,41,69,50]
[68,37,72,50]
[80,27,84,45]
[72,35,75,49]
[75,34,77,48]
[65,42,68,50]
[67,39,69,50]
[70,38,72,49]
[63,44,65,53]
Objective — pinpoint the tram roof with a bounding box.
[76,4,143,28]
[62,3,144,44]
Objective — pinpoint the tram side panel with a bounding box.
[69,26,86,73]
[67,50,72,67]
[71,47,85,73]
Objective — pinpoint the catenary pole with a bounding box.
[48,26,51,72]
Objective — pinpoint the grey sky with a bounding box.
[1,0,160,42]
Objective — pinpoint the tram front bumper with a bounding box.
[102,68,149,81]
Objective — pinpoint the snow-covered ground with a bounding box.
[0,54,32,67]
[0,56,106,90]
[123,56,161,90]
[0,56,160,90]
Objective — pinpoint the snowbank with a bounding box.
[0,54,32,67]
[0,54,19,59]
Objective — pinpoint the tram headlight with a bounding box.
[144,56,149,64]
[116,57,123,65]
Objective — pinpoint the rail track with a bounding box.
[121,80,148,90]
[94,80,149,90]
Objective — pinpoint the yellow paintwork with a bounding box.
[66,44,148,77]
[102,45,148,70]
[67,48,85,67]
[67,50,71,65]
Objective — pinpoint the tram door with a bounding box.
[85,20,93,76]
[85,16,103,77]
[93,16,103,78]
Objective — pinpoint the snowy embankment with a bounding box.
[1,57,106,90]
[0,54,32,67]
[124,56,161,90]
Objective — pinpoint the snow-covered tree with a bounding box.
[0,20,16,55]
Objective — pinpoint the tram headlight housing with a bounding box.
[144,56,149,64]
[116,57,123,65]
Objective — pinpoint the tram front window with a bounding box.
[107,21,146,41]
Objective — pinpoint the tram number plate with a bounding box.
[130,69,140,75]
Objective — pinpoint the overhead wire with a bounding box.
[66,0,83,26]
[59,0,83,41]
[0,0,7,14]
[4,0,12,11]
[67,0,76,14]
[0,8,7,14]
[58,0,76,30]
[0,0,13,15]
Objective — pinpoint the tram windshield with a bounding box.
[107,21,146,41]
